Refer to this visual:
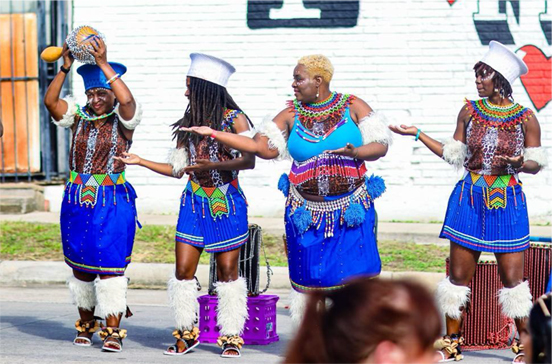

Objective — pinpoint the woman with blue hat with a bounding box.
[390,41,547,362]
[44,37,141,353]
[116,53,254,358]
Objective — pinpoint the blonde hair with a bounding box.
[297,54,334,83]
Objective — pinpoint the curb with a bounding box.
[0,260,445,291]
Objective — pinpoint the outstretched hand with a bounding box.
[113,152,141,165]
[184,159,213,173]
[325,143,358,158]
[497,154,524,169]
[389,124,418,136]
[179,126,214,137]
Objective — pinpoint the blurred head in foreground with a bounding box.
[284,278,441,364]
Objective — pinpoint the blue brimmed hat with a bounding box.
[76,62,127,91]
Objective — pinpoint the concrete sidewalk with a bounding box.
[2,211,551,245]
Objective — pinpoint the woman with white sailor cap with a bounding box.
[390,41,547,363]
[117,53,254,358]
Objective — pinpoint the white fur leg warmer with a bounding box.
[436,277,471,320]
[95,276,128,319]
[498,281,533,319]
[168,277,199,331]
[115,101,142,130]
[256,117,290,161]
[289,289,307,328]
[51,96,77,128]
[168,147,189,177]
[67,276,96,311]
[442,138,467,170]
[358,112,393,146]
[214,277,249,336]
[524,147,548,169]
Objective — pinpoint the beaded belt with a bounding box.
[68,170,127,185]
[459,171,521,210]
[462,171,520,187]
[184,178,245,219]
[66,171,129,207]
[288,183,368,212]
[287,184,371,237]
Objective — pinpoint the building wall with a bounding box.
[66,0,552,222]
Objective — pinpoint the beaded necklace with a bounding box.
[465,98,531,130]
[289,92,354,142]
[76,104,116,122]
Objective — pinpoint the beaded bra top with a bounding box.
[188,108,243,188]
[464,98,532,175]
[287,93,366,196]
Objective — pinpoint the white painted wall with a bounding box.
[63,0,551,223]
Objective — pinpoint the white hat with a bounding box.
[480,40,528,86]
[187,53,236,88]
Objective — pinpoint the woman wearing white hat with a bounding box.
[116,53,254,358]
[182,54,391,326]
[390,41,547,362]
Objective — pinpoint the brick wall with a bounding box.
[68,0,552,222]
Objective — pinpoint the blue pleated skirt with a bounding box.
[285,186,381,292]
[61,174,138,275]
[440,173,530,253]
[175,179,249,253]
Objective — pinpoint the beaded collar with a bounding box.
[288,92,354,132]
[465,98,532,130]
[76,104,116,122]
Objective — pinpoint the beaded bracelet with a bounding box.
[415,129,422,141]
[106,73,121,86]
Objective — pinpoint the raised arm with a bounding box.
[183,113,256,173]
[44,43,73,121]
[113,152,183,179]
[88,38,139,140]
[498,113,547,175]
[326,97,391,161]
[389,106,470,168]
[181,108,294,160]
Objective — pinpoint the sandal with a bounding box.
[217,335,244,358]
[511,340,525,363]
[73,318,100,347]
[98,326,127,353]
[434,335,464,362]
[163,328,200,356]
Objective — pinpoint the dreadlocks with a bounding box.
[473,61,513,100]
[172,77,252,147]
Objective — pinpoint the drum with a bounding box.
[208,224,272,296]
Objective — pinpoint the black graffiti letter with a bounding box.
[247,0,359,29]
[473,0,520,45]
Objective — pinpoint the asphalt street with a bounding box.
[0,286,518,364]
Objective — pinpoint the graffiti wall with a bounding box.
[63,0,550,221]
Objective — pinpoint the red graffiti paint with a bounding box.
[517,45,551,111]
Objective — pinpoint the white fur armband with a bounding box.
[524,147,548,169]
[256,117,290,160]
[168,147,189,177]
[51,96,77,128]
[358,112,393,146]
[115,101,142,130]
[442,138,467,169]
